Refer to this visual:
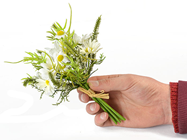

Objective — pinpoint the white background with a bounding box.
[0,0,187,139]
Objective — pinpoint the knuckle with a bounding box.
[124,74,136,83]
[125,74,134,81]
[102,78,112,89]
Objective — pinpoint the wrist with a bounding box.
[162,83,172,125]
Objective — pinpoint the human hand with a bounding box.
[77,74,172,127]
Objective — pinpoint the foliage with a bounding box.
[5,52,46,70]
[11,4,105,104]
[5,4,126,125]
[91,15,102,42]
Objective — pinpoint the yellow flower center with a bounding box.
[57,55,64,62]
[59,65,66,70]
[85,47,89,53]
[49,66,53,70]
[57,30,64,36]
[62,65,66,69]
[45,80,49,86]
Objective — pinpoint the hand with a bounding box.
[77,74,172,127]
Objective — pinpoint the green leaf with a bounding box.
[67,3,72,34]
[56,22,63,30]
[63,19,67,30]
[91,15,102,41]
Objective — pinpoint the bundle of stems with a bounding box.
[83,83,126,124]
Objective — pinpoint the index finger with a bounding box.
[87,74,123,82]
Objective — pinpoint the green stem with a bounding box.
[84,83,89,90]
[63,19,67,30]
[82,83,126,124]
[67,3,72,34]
[98,98,126,121]
[97,98,121,123]
[4,60,23,64]
[93,97,117,124]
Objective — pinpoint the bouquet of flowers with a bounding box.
[5,4,126,124]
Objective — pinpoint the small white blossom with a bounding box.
[46,41,69,63]
[73,33,81,44]
[81,34,92,44]
[46,41,62,56]
[47,41,69,72]
[40,56,56,79]
[36,78,54,95]
[80,39,102,55]
[54,51,69,64]
[41,57,53,71]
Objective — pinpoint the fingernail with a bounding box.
[90,103,96,111]
[100,112,106,120]
[81,94,85,102]
[88,81,99,87]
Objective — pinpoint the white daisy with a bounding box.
[46,41,70,72]
[46,41,62,55]
[45,41,68,63]
[36,78,54,95]
[55,30,66,39]
[40,54,56,79]
[51,42,69,66]
[39,67,51,80]
[41,57,53,71]
[80,39,102,55]
[53,52,67,70]
[73,33,81,44]
[81,34,92,44]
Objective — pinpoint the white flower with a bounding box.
[80,39,102,55]
[46,41,62,55]
[45,41,70,72]
[54,51,69,71]
[41,57,53,71]
[49,42,69,71]
[46,41,69,62]
[55,30,66,39]
[53,51,69,63]
[40,55,56,78]
[81,34,92,44]
[39,67,50,80]
[73,33,81,44]
[36,78,54,95]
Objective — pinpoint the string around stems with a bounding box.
[82,83,126,124]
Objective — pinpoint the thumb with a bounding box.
[88,74,132,92]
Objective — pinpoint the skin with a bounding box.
[77,74,172,127]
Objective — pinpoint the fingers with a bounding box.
[88,74,122,82]
[95,112,117,127]
[78,89,91,103]
[87,103,114,127]
[86,102,101,115]
[95,112,109,126]
[87,74,135,92]
[77,88,115,127]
